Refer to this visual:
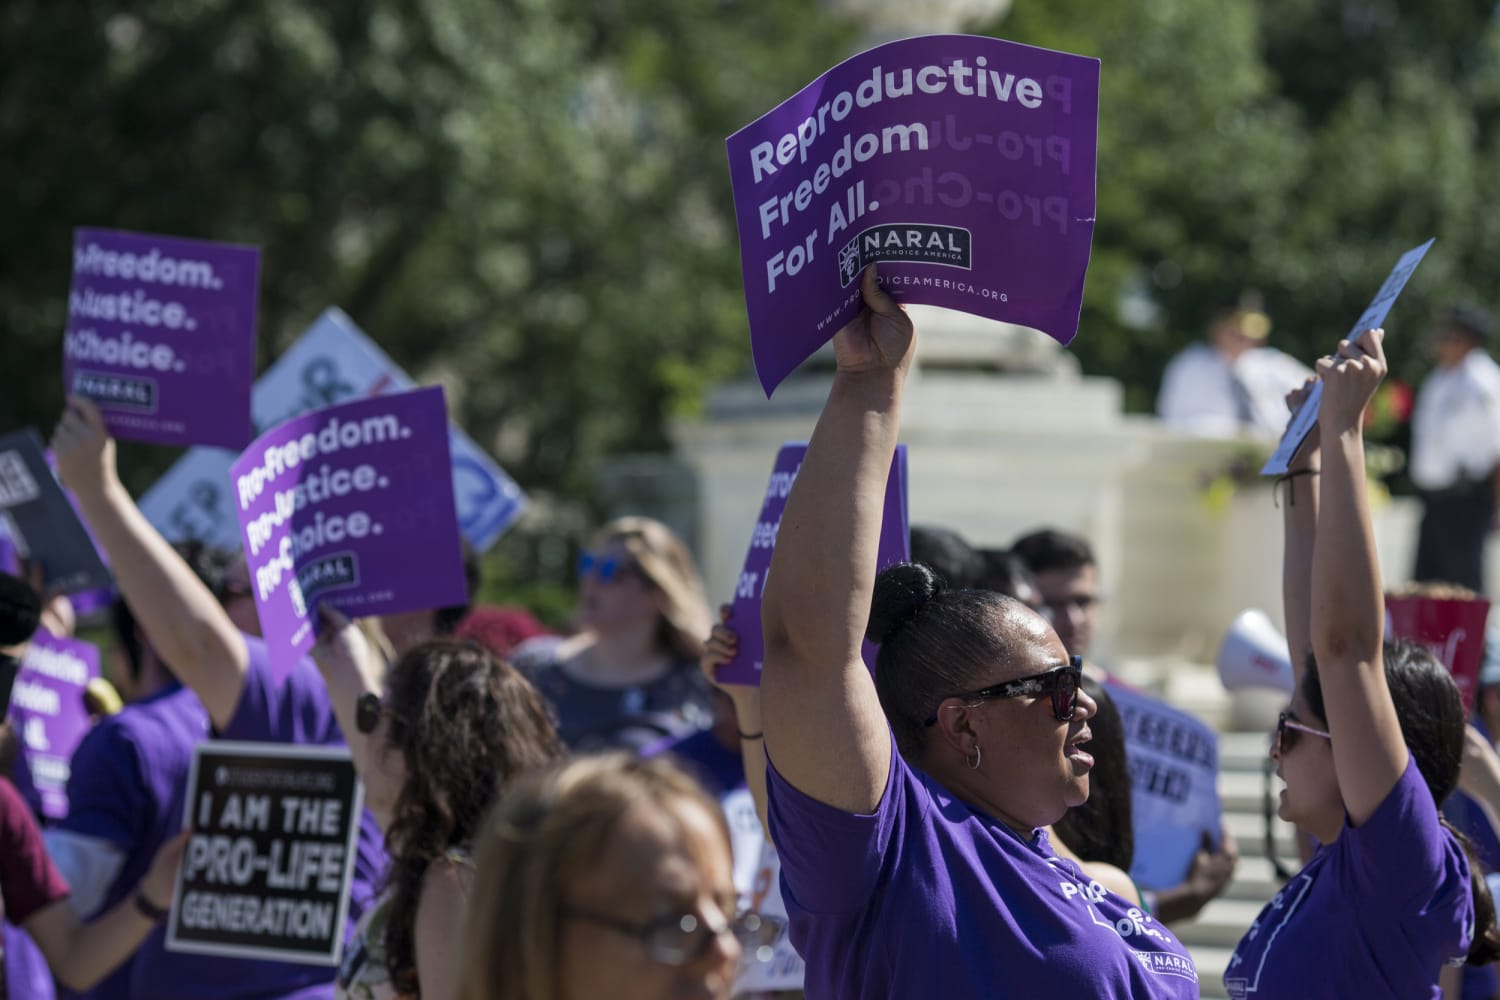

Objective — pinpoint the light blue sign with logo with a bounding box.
[140,308,525,551]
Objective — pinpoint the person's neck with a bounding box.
[567,626,673,688]
[920,754,1040,840]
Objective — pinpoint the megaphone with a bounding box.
[1217,609,1294,694]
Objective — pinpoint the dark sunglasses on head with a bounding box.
[924,655,1084,727]
[577,551,638,583]
[560,904,783,967]
[1274,710,1330,755]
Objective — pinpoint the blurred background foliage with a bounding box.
[4,0,1499,614]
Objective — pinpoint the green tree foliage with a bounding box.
[0,0,845,505]
[994,0,1500,413]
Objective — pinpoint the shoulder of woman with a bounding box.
[419,853,476,907]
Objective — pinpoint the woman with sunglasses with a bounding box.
[756,267,1197,998]
[1224,329,1500,998]
[459,752,774,1000]
[312,611,563,1000]
[513,516,713,752]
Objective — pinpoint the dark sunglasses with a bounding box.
[577,551,638,584]
[560,904,782,966]
[924,656,1084,727]
[1274,711,1330,756]
[355,691,394,735]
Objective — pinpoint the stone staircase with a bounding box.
[1131,662,1290,999]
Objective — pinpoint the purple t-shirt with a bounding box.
[766,735,1199,999]
[58,681,208,1000]
[220,634,390,970]
[1225,755,1473,999]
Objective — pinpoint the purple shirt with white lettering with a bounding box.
[1225,755,1472,999]
[766,734,1199,999]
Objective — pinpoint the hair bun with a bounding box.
[866,562,945,645]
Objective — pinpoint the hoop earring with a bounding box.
[968,743,982,771]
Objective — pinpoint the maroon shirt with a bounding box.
[0,776,68,925]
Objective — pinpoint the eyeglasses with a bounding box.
[560,904,783,966]
[355,691,395,735]
[924,656,1084,726]
[1274,711,1330,755]
[577,551,639,584]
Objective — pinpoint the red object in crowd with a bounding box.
[454,605,552,660]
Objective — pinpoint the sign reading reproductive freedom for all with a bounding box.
[64,229,260,448]
[11,632,100,820]
[1104,679,1223,891]
[138,308,526,553]
[230,386,467,671]
[718,443,910,685]
[727,34,1099,395]
[168,742,362,966]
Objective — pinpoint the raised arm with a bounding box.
[51,398,247,729]
[760,266,911,814]
[1281,377,1321,686]
[310,607,399,831]
[700,611,769,835]
[1310,328,1407,825]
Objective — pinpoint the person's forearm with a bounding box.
[1281,458,1319,684]
[729,691,770,836]
[29,892,158,992]
[73,478,245,725]
[1151,881,1211,924]
[763,368,905,668]
[1311,429,1383,669]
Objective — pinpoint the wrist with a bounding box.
[133,889,169,922]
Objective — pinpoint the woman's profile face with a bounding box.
[557,798,740,1000]
[967,611,1098,829]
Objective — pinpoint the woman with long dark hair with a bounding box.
[1224,329,1500,998]
[314,615,563,999]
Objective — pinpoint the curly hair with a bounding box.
[381,639,563,995]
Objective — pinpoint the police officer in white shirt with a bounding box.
[1157,292,1313,438]
[1411,304,1500,592]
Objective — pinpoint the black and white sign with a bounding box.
[167,742,363,966]
[0,429,112,594]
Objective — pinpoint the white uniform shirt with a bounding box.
[1157,342,1313,439]
[1410,348,1500,490]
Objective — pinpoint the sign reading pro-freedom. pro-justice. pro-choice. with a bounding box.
[727,34,1099,395]
[168,742,363,966]
[230,386,468,673]
[63,229,260,449]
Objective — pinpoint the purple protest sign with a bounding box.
[10,632,101,820]
[718,443,909,685]
[727,34,1099,396]
[63,228,260,448]
[230,386,467,673]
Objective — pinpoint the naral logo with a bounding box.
[73,371,157,413]
[838,223,972,287]
[295,551,360,608]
